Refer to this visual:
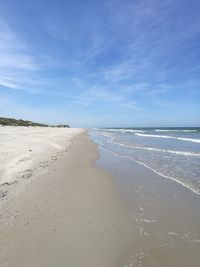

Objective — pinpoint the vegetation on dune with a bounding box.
[0,117,69,128]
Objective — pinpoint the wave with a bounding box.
[155,129,198,133]
[121,129,145,133]
[177,137,200,143]
[99,145,200,195]
[135,133,200,143]
[135,133,173,138]
[107,140,200,157]
[108,129,145,133]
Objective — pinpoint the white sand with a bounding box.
[1,128,199,266]
[0,131,134,267]
[0,126,83,199]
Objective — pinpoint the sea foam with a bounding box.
[135,133,200,143]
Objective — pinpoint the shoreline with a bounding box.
[1,128,200,266]
[89,128,200,196]
[94,137,200,266]
[96,144,200,195]
[0,131,134,267]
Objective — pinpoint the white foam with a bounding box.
[135,133,174,138]
[107,140,200,157]
[98,145,200,195]
[121,129,145,133]
[155,129,197,133]
[108,129,145,133]
[108,129,123,132]
[135,133,200,143]
[177,137,200,143]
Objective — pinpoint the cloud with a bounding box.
[0,19,42,92]
[64,82,146,112]
[0,19,38,71]
[0,0,199,126]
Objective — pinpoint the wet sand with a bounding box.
[96,146,200,267]
[0,132,135,267]
[1,128,200,267]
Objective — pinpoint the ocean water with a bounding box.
[89,127,200,195]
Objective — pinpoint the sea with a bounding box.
[89,127,200,195]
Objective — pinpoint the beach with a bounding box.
[0,128,134,267]
[0,0,199,265]
[91,128,200,266]
[0,127,200,267]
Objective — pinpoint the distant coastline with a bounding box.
[0,117,69,128]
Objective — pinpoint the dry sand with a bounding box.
[1,127,200,266]
[0,129,134,267]
[0,126,83,201]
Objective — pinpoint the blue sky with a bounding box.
[0,0,200,127]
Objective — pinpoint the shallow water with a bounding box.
[89,127,200,194]
[89,128,200,267]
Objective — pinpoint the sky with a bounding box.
[0,0,200,127]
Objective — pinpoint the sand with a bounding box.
[0,129,134,267]
[0,126,84,201]
[2,127,199,267]
[96,145,200,267]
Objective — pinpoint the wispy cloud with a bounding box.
[0,19,65,95]
[0,0,199,126]
[0,20,38,71]
[0,19,41,92]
